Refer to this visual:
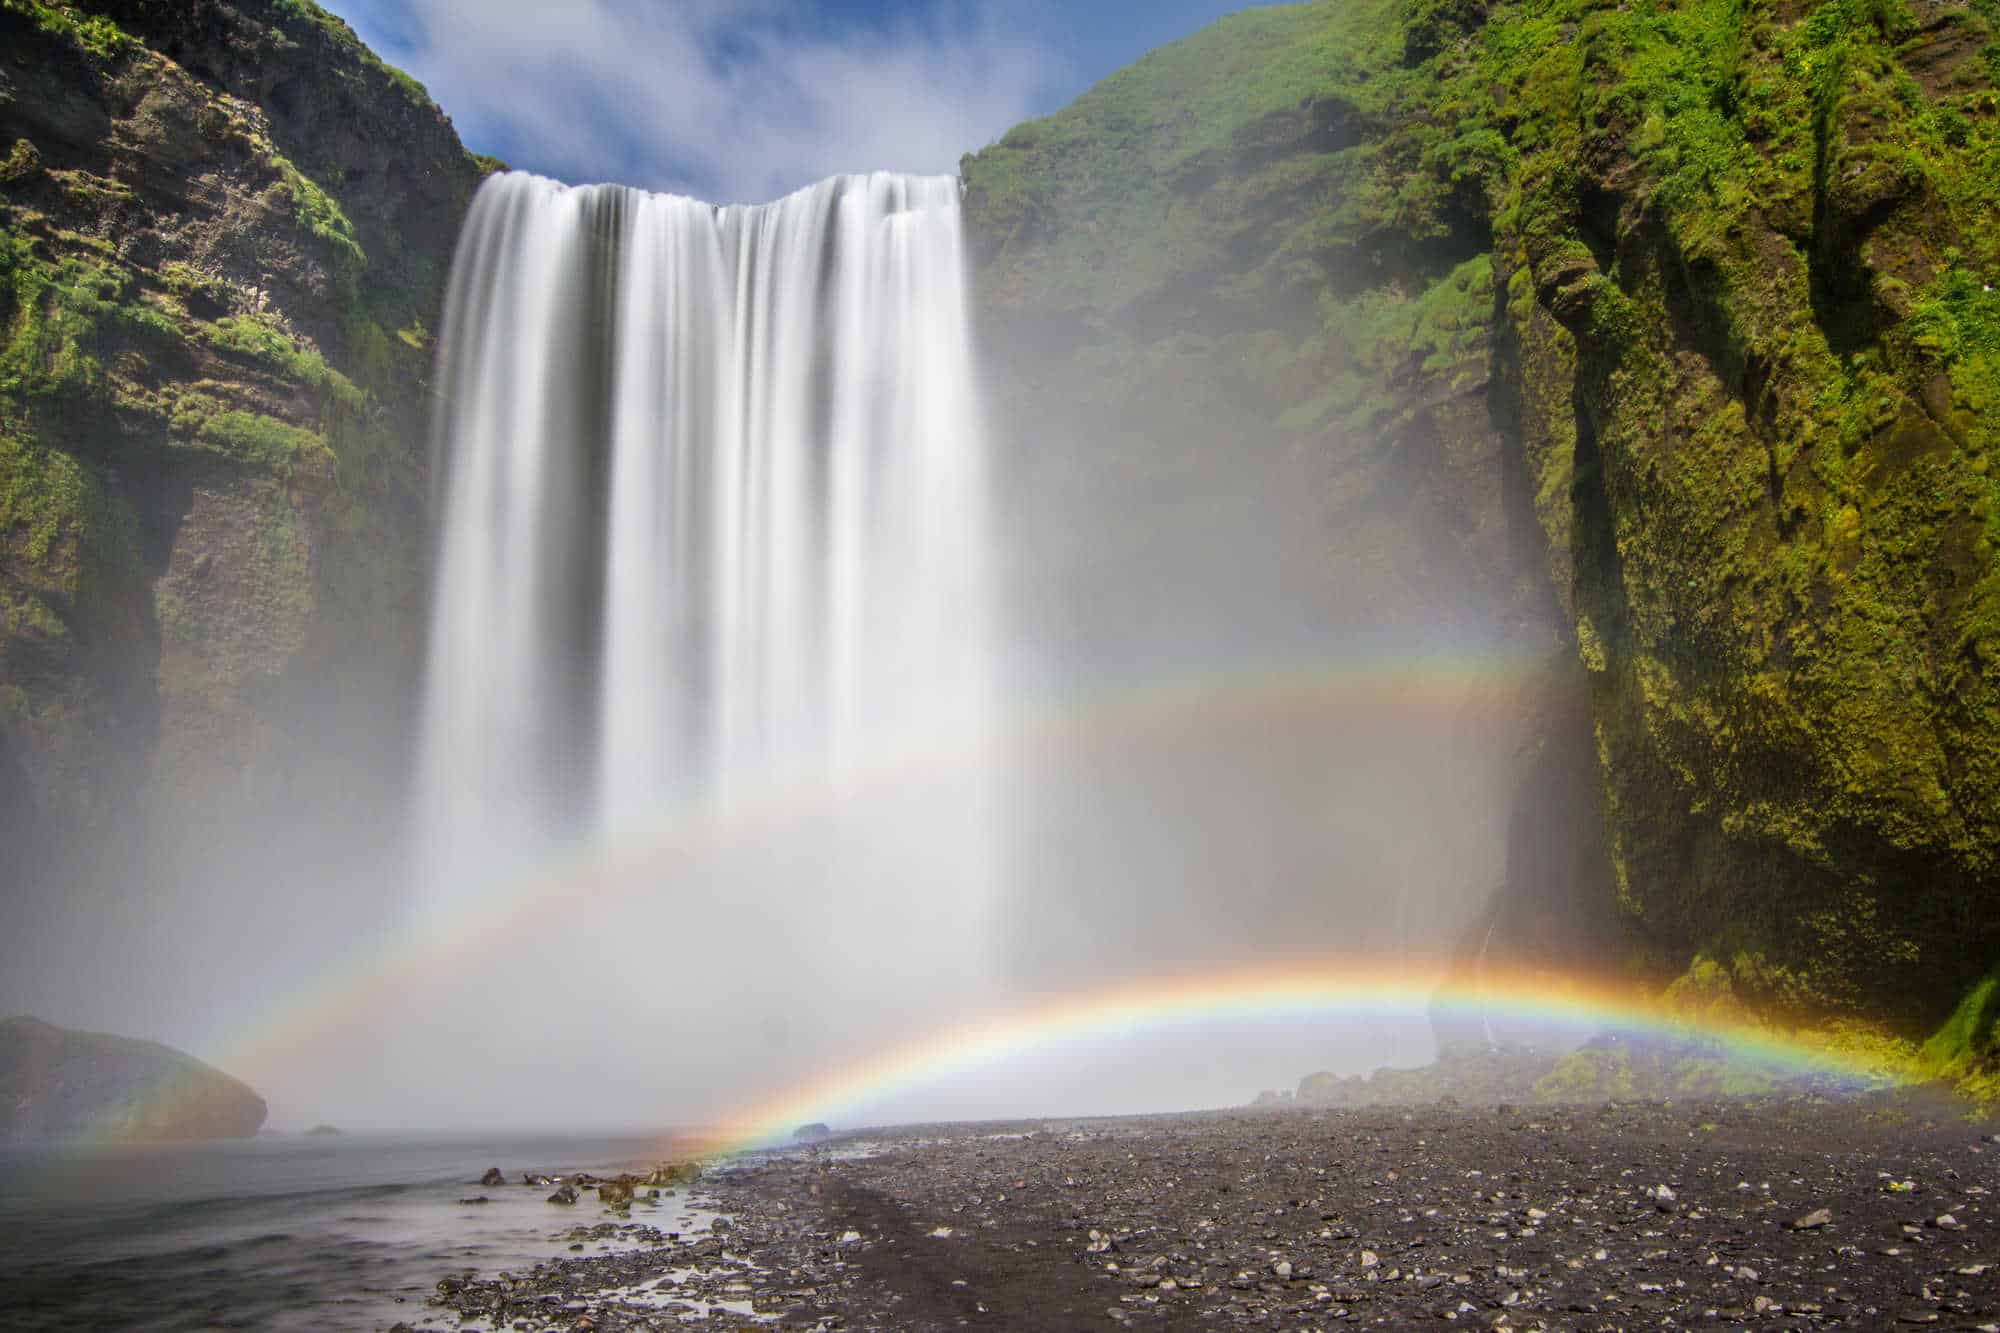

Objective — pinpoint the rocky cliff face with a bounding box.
[0,0,487,895]
[0,1014,265,1139]
[963,0,1999,1046]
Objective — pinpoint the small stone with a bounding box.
[1933,1214,1962,1230]
[1791,1208,1833,1230]
[480,1167,506,1187]
[1359,1250,1380,1268]
[1273,1260,1293,1279]
[547,1185,579,1205]
[1735,1265,1760,1281]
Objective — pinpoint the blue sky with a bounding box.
[317,0,1279,202]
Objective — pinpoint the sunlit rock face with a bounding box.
[0,1,486,1011]
[0,1016,266,1142]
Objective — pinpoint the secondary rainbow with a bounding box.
[113,650,1585,1141]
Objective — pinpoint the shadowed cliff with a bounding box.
[0,1014,265,1139]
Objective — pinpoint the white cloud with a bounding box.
[399,0,1062,202]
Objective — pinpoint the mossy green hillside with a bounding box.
[965,0,1501,457]
[1441,0,2000,1024]
[964,0,2000,1073]
[0,0,482,862]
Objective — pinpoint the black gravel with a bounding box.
[419,1094,2000,1331]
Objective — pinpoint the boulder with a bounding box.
[645,1161,700,1187]
[0,1017,265,1142]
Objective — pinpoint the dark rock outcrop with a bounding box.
[0,1014,265,1140]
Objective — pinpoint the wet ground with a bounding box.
[423,1096,2000,1331]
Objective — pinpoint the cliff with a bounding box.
[0,0,488,891]
[962,0,1999,1055]
[0,1014,266,1140]
[4,0,1995,1080]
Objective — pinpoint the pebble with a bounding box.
[421,1093,1999,1331]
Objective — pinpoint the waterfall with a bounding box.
[419,171,992,907]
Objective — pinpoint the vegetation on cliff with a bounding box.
[963,0,2000,1082]
[0,0,487,874]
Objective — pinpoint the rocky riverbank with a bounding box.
[419,1094,2000,1331]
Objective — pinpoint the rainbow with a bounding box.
[205,650,1566,1094]
[672,960,1915,1158]
[81,648,1776,1143]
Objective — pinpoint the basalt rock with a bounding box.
[0,1,490,913]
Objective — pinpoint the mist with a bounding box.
[0,169,1540,1143]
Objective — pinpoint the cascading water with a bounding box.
[412,173,996,1086]
[421,170,990,872]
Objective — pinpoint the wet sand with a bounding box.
[421,1095,2000,1331]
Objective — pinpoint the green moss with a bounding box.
[266,0,435,113]
[233,133,368,275]
[0,0,133,60]
[1921,964,2000,1077]
[964,0,2000,1041]
[1533,1049,1636,1101]
[0,139,40,185]
[186,410,328,471]
[0,227,120,404]
[270,152,365,272]
[0,427,89,577]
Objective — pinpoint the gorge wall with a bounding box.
[1,0,1995,1066]
[961,0,2000,1043]
[0,0,487,904]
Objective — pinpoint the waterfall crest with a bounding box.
[420,171,992,889]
